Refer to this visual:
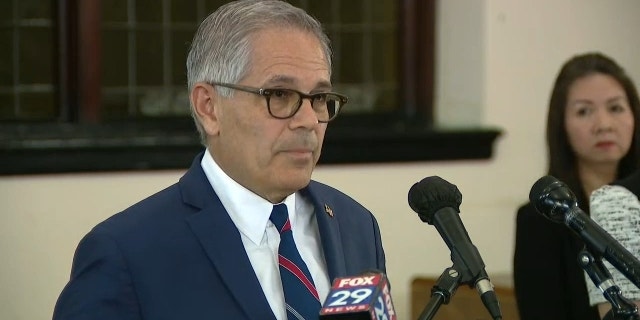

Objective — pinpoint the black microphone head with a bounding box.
[408,176,462,224]
[529,175,577,223]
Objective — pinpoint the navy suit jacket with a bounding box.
[53,153,386,320]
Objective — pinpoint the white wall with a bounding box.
[3,1,640,319]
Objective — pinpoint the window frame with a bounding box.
[0,0,501,175]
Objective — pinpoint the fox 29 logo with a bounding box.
[324,287,375,310]
[322,275,396,320]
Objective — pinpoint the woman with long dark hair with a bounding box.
[514,52,640,320]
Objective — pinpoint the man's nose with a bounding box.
[290,98,319,127]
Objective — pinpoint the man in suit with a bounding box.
[52,1,387,319]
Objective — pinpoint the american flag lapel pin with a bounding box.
[324,204,334,217]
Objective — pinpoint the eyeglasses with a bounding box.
[209,82,348,123]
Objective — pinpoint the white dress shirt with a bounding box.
[200,150,330,319]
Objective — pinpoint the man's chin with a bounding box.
[280,172,313,190]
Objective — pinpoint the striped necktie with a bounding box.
[270,203,321,320]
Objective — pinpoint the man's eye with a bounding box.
[313,94,327,102]
[272,90,291,98]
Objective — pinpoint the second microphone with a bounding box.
[408,176,502,320]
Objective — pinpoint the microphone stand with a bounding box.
[418,266,461,320]
[578,249,640,320]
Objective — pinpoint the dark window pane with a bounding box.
[171,0,198,23]
[102,91,130,120]
[371,30,397,83]
[102,0,128,22]
[136,30,163,86]
[141,87,190,117]
[172,88,190,115]
[19,27,53,84]
[339,0,363,24]
[136,0,162,23]
[307,1,335,24]
[205,0,230,15]
[336,83,376,113]
[376,86,397,112]
[102,30,129,86]
[338,32,363,83]
[0,30,13,86]
[325,31,340,80]
[0,94,15,119]
[139,87,187,117]
[171,30,193,85]
[19,91,55,119]
[373,1,396,23]
[18,0,50,19]
[0,1,13,22]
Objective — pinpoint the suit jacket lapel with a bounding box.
[179,154,276,320]
[302,183,347,281]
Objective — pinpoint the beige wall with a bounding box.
[3,1,640,319]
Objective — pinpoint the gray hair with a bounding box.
[186,0,333,144]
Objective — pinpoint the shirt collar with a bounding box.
[200,149,297,244]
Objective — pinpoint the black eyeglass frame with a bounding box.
[208,81,348,123]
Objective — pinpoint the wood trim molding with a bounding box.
[0,121,501,175]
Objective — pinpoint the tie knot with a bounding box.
[269,204,291,233]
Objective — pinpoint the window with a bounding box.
[0,0,500,175]
[0,0,56,120]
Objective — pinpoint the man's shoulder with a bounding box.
[307,179,342,195]
[305,180,374,221]
[307,180,362,206]
[94,182,189,237]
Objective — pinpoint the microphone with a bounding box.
[319,270,396,319]
[408,176,502,320]
[529,175,640,289]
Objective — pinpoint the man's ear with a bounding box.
[190,83,221,136]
